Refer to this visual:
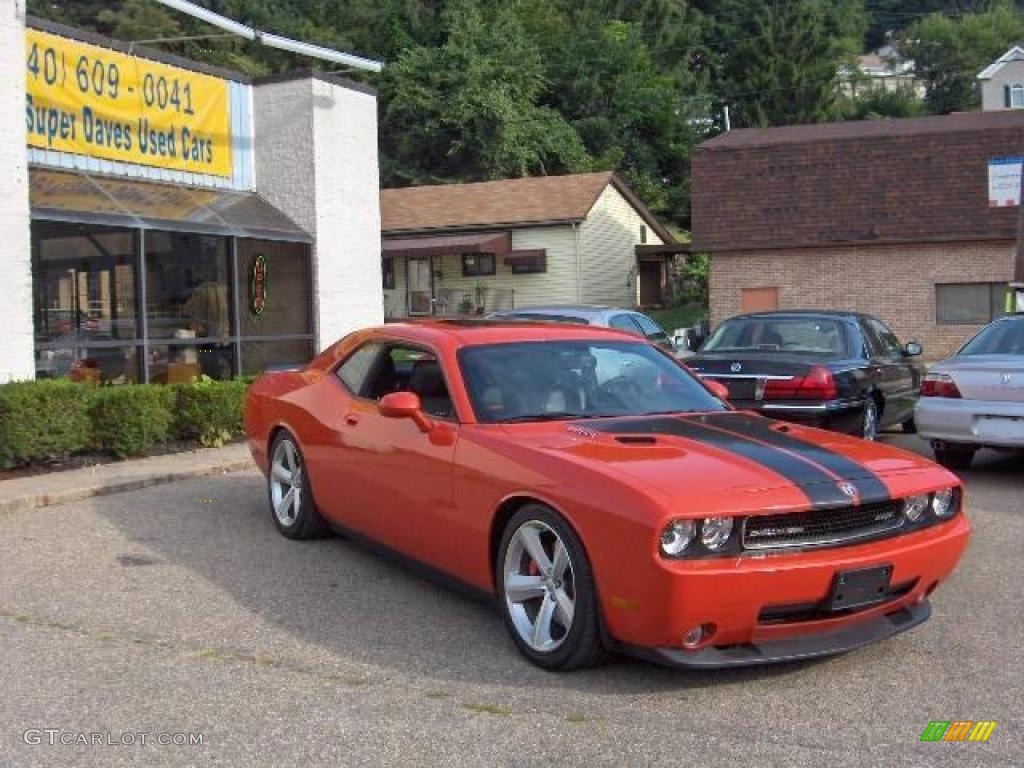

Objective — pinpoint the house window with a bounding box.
[936,283,1010,325]
[740,287,779,313]
[461,253,496,277]
[640,225,647,244]
[1012,83,1024,108]
[382,257,395,290]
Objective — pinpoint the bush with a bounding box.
[0,380,92,466]
[89,385,176,457]
[173,377,249,447]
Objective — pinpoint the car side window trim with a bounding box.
[337,338,462,424]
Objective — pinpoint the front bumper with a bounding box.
[628,600,930,668]
[603,514,970,667]
[916,398,1024,448]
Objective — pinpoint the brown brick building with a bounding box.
[691,111,1024,360]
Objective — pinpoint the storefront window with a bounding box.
[145,232,232,340]
[33,222,141,384]
[241,339,314,376]
[148,343,235,384]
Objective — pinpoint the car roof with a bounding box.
[368,319,638,347]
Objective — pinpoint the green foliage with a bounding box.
[0,380,92,466]
[842,84,927,119]
[701,0,867,128]
[174,376,249,448]
[900,0,1024,114]
[88,385,176,457]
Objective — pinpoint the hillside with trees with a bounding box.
[26,0,1024,227]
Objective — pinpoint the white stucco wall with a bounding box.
[1,3,33,382]
[579,184,663,307]
[253,74,382,349]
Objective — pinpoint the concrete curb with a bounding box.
[0,449,254,515]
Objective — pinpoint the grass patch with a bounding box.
[647,305,705,333]
[425,691,451,699]
[565,713,588,724]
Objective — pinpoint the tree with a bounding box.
[379,1,590,185]
[901,0,1024,114]
[700,0,867,128]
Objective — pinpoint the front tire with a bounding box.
[496,505,606,671]
[268,430,328,539]
[932,442,976,471]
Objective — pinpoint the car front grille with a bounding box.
[742,500,905,551]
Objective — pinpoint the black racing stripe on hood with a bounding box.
[705,412,891,504]
[589,416,855,508]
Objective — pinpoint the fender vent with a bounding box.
[614,435,658,445]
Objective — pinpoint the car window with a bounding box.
[458,340,725,423]
[703,317,847,356]
[959,319,1024,355]
[364,344,455,419]
[609,314,643,335]
[631,314,670,343]
[867,318,904,358]
[335,343,381,396]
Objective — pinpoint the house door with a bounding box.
[638,261,663,307]
[407,257,434,315]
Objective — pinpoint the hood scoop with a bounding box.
[614,435,659,446]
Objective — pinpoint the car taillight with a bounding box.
[763,366,838,400]
[921,372,961,398]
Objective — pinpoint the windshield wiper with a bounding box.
[498,412,590,423]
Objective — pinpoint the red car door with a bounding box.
[329,343,460,569]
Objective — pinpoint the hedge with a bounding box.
[0,380,93,466]
[0,377,251,466]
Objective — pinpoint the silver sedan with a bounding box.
[915,315,1024,469]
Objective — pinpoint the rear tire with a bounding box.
[496,504,607,671]
[268,430,328,540]
[902,416,917,434]
[932,443,975,471]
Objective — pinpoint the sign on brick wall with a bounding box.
[988,156,1023,207]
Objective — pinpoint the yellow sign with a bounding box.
[25,28,232,177]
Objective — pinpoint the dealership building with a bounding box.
[0,7,382,383]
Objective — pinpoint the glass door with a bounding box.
[407,257,434,316]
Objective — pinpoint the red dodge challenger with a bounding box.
[245,321,970,670]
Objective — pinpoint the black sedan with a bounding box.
[688,311,924,440]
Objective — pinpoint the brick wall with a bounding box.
[709,241,1016,360]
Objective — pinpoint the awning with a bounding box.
[382,231,511,259]
[29,168,311,242]
[503,249,546,272]
[636,243,690,258]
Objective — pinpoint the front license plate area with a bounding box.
[829,565,892,611]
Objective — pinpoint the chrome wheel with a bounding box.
[270,437,304,527]
[502,520,576,653]
[862,400,879,441]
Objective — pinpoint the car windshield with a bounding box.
[458,340,725,423]
[702,317,848,356]
[959,319,1024,355]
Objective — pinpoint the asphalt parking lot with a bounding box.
[0,434,1020,767]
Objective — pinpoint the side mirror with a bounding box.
[705,379,730,401]
[379,391,433,433]
[904,342,923,357]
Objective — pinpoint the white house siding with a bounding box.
[384,225,580,317]
[579,184,663,308]
[2,3,33,381]
[981,59,1024,111]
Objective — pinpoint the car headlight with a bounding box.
[660,519,696,556]
[903,494,929,523]
[701,516,734,550]
[932,487,956,518]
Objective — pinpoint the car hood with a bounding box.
[498,411,946,513]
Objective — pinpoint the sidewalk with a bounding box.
[0,443,254,515]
